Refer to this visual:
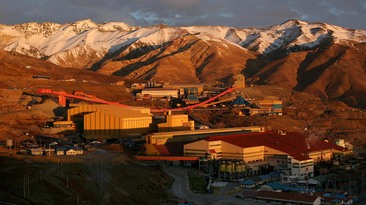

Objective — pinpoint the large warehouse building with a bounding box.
[184,131,347,179]
[67,104,152,140]
[144,126,265,156]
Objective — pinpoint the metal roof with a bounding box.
[81,104,151,118]
[242,190,321,203]
[206,131,345,161]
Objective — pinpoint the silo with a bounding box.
[220,161,226,173]
[235,162,241,173]
[6,139,13,148]
[226,161,233,173]
[240,162,246,172]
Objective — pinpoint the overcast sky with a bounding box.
[1,0,365,29]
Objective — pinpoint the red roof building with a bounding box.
[184,131,347,179]
[242,190,324,205]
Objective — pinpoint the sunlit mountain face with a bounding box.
[1,19,366,108]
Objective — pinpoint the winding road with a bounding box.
[164,167,270,205]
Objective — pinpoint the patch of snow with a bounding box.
[1,19,365,62]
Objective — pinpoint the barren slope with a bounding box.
[245,43,366,108]
[1,19,366,108]
[96,34,256,83]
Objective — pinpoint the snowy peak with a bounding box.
[0,19,365,64]
[278,19,307,28]
[241,19,366,53]
[67,19,98,34]
[4,21,61,39]
[98,22,133,32]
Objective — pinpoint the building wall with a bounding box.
[68,105,152,139]
[220,142,265,162]
[84,112,152,139]
[265,146,314,178]
[233,74,245,88]
[167,114,187,126]
[266,154,290,171]
[221,142,244,160]
[142,89,178,98]
[259,100,282,115]
[184,140,223,159]
[158,114,194,132]
[184,140,210,157]
[291,159,314,179]
[264,146,290,170]
[208,141,222,159]
[185,140,265,162]
[128,107,151,115]
[308,149,333,162]
[67,104,98,121]
[243,146,265,162]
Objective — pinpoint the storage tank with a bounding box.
[6,139,13,148]
[235,162,241,173]
[240,162,246,172]
[220,161,226,172]
[226,162,233,173]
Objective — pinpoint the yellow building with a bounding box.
[184,140,223,159]
[67,104,152,139]
[158,113,194,132]
[144,126,264,156]
[141,88,178,98]
[233,74,245,88]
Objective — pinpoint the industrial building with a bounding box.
[67,104,153,140]
[259,100,282,115]
[163,83,204,96]
[157,113,195,132]
[144,126,265,156]
[233,74,246,89]
[183,131,346,179]
[141,88,178,98]
[247,100,283,116]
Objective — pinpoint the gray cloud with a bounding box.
[0,0,365,29]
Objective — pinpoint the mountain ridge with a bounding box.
[1,19,365,61]
[1,19,366,108]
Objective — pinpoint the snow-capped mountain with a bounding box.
[1,19,366,108]
[1,19,365,66]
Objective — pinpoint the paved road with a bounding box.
[164,167,270,205]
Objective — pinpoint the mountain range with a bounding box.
[1,19,366,108]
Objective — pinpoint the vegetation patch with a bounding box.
[188,171,207,194]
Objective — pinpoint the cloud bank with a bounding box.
[0,0,365,29]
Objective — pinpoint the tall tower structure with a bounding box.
[233,74,245,88]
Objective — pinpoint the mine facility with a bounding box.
[3,73,362,205]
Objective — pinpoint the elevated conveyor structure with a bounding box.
[150,87,238,113]
[37,87,239,113]
[37,89,130,107]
